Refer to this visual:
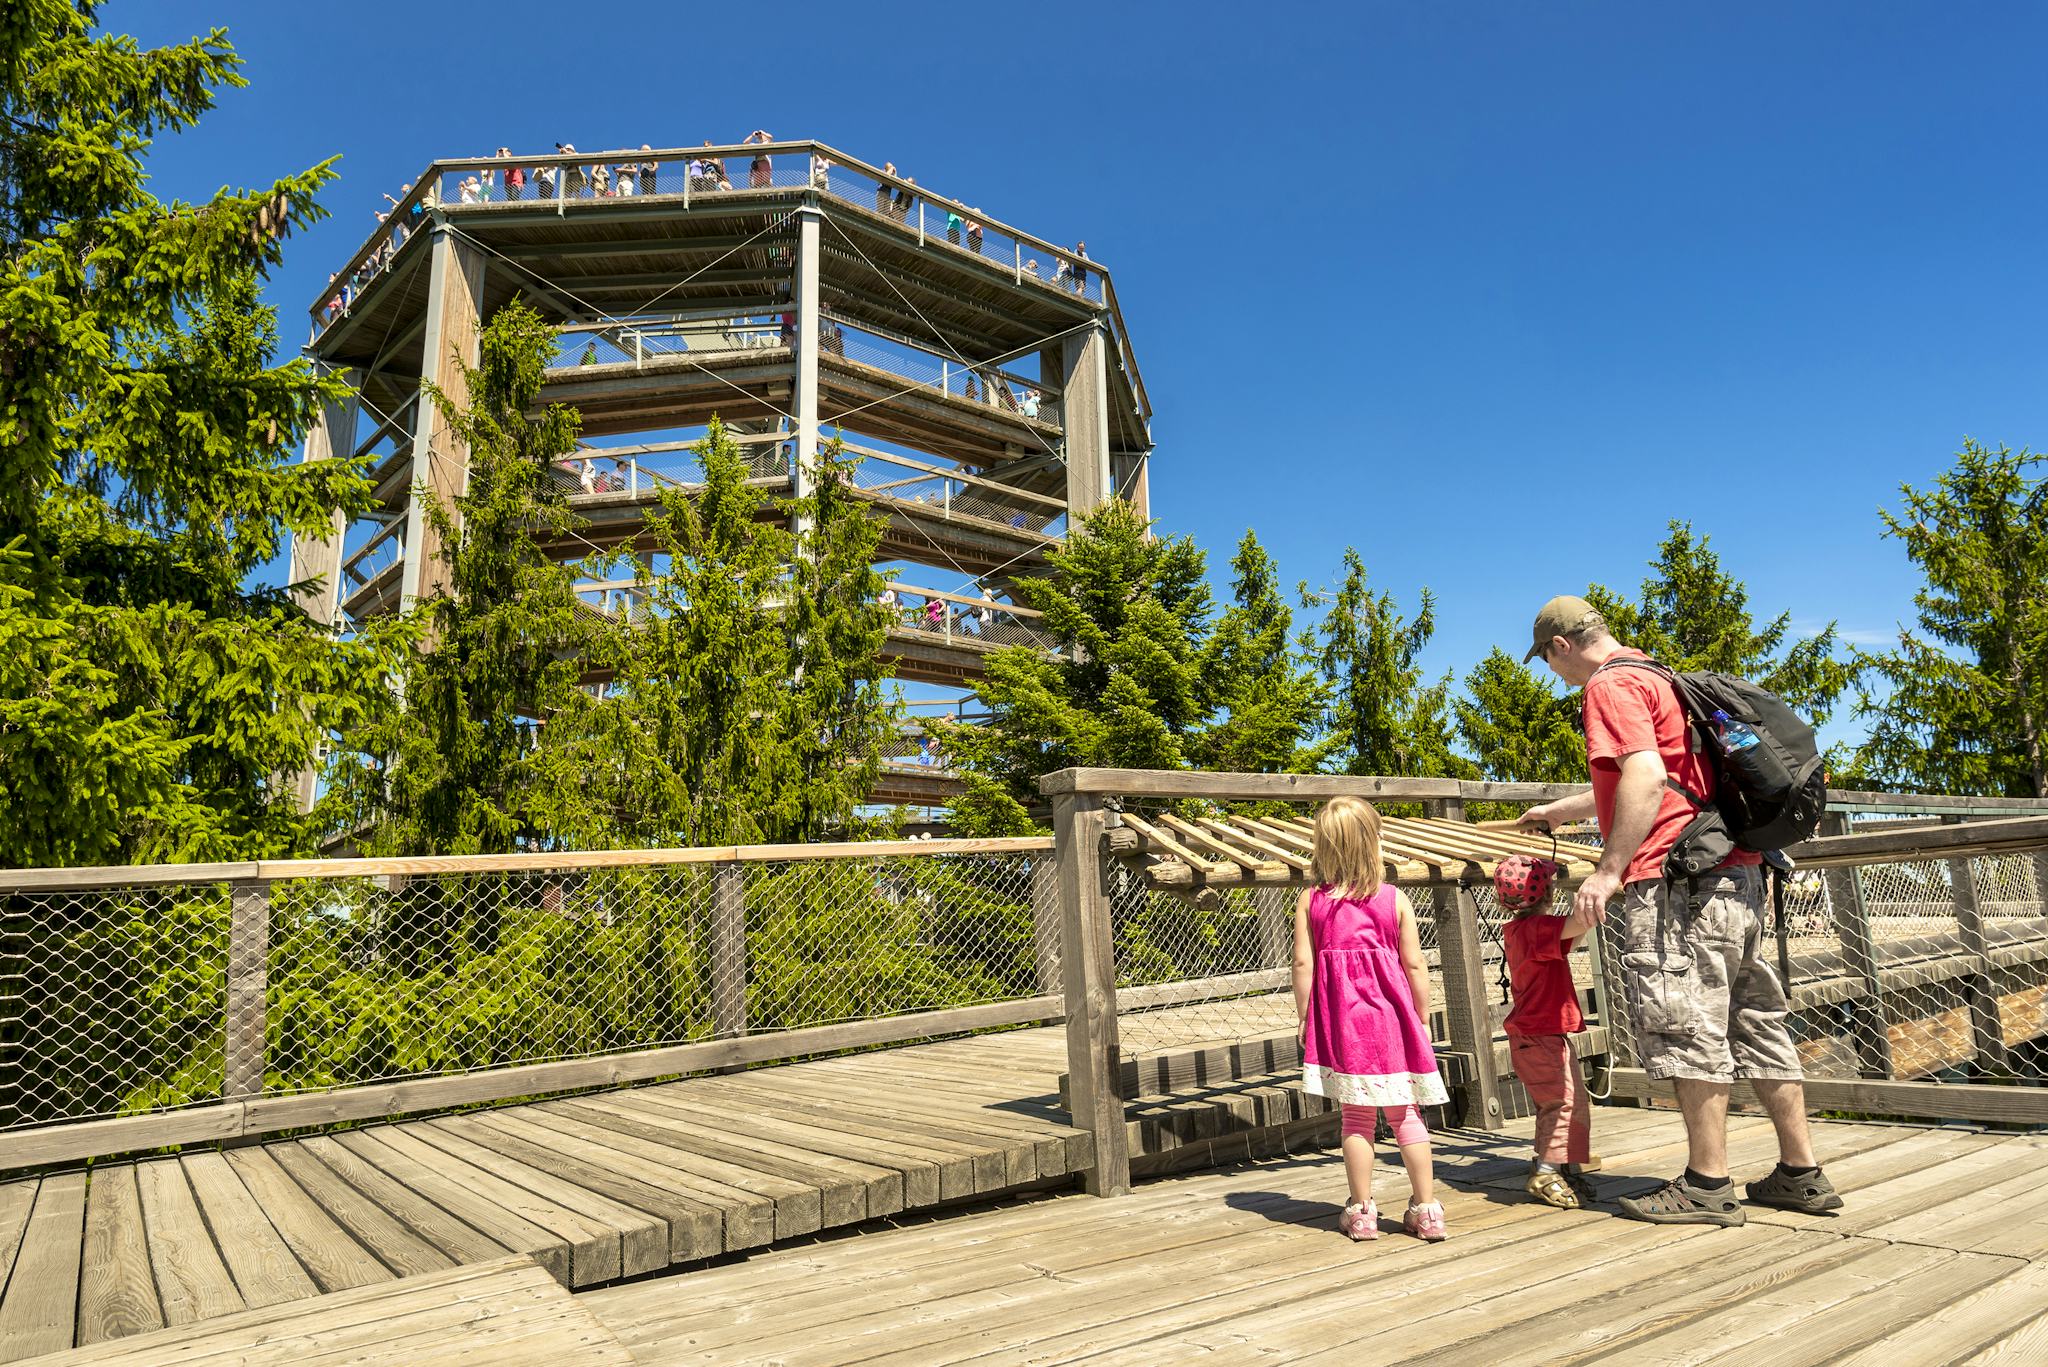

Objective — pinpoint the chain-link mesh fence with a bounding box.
[1,846,1055,1136]
[1097,799,1532,1066]
[2,883,233,1132]
[1595,829,2048,1088]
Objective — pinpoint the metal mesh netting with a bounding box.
[1,851,1055,1133]
[1596,843,2048,1086]
[1098,800,1545,1062]
[1,884,233,1131]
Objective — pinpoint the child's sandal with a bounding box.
[1526,1168,1581,1209]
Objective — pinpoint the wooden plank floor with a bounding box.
[584,1106,2048,1366]
[0,1026,1092,1363]
[22,1255,632,1366]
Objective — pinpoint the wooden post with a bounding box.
[398,224,486,614]
[1059,324,1111,516]
[1820,813,1894,1078]
[1031,856,1060,995]
[710,863,747,1043]
[1437,880,1505,1130]
[223,881,271,1101]
[1053,793,1131,1195]
[1943,818,2008,1074]
[792,205,821,542]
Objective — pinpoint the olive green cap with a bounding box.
[1523,595,1601,663]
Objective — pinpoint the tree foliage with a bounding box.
[536,424,900,848]
[327,299,589,857]
[1455,648,1587,785]
[0,5,402,867]
[1588,521,1853,727]
[1193,531,1326,775]
[943,500,1215,832]
[1304,551,1472,781]
[1850,441,2048,796]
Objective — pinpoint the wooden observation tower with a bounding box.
[285,140,1153,809]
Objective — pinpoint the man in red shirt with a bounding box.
[1517,596,1840,1226]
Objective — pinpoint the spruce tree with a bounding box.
[328,299,589,856]
[1455,648,1588,785]
[944,500,1212,833]
[1588,521,1852,726]
[535,426,898,847]
[1305,551,1472,781]
[1195,532,1327,774]
[0,7,401,866]
[1851,441,2048,796]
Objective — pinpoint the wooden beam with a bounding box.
[1435,882,1504,1130]
[1039,769,1466,801]
[1789,814,2048,868]
[5,995,1063,1171]
[0,838,1052,895]
[1605,1067,2048,1125]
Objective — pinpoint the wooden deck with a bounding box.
[585,1105,2048,1366]
[0,1027,1093,1362]
[9,1004,2048,1365]
[17,1256,631,1366]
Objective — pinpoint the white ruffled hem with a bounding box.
[1303,1063,1450,1107]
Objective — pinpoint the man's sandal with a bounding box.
[1744,1165,1843,1214]
[1526,1167,1581,1209]
[1616,1174,1745,1227]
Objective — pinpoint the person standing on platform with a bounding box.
[1496,854,1601,1209]
[638,145,659,195]
[1295,796,1450,1243]
[1516,595,1841,1225]
[744,129,773,187]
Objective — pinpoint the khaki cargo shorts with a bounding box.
[1619,866,1803,1084]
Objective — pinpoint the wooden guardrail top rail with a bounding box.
[1785,813,2048,868]
[1107,811,1602,890]
[1038,767,2048,812]
[0,835,1054,894]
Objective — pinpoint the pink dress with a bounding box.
[1301,884,1448,1107]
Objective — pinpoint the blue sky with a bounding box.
[129,2,2048,746]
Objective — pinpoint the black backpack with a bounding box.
[1592,658,1829,858]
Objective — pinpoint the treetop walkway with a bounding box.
[4,772,2048,1359]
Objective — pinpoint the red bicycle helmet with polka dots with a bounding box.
[1494,853,1561,911]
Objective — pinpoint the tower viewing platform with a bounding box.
[287,141,1153,735]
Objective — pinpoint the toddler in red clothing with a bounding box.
[1497,855,1599,1209]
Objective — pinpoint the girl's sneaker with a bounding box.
[1337,1201,1379,1241]
[1403,1201,1448,1242]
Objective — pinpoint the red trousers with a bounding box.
[1509,1032,1590,1164]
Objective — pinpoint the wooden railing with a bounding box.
[0,838,1056,1170]
[1036,769,2048,1196]
[10,771,2046,1187]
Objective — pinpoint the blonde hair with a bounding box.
[1311,796,1384,901]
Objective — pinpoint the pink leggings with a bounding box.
[1341,1102,1429,1148]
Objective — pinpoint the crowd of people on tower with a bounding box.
[320,137,1097,330]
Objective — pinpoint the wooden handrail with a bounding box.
[888,583,1044,617]
[1037,768,2048,815]
[840,443,1068,511]
[0,835,1054,893]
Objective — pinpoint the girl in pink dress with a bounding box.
[1294,796,1450,1242]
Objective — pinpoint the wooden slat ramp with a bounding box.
[583,1107,2048,1366]
[19,1256,631,1366]
[0,1032,1090,1362]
